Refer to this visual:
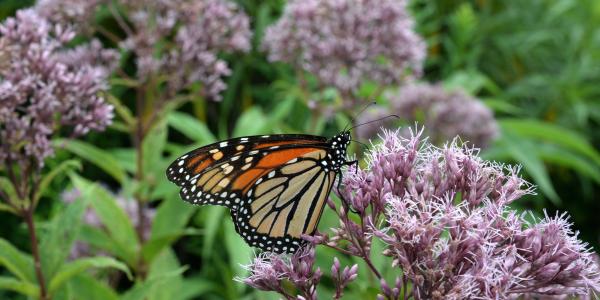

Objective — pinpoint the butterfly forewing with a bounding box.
[166,134,328,208]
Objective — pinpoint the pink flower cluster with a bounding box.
[242,128,599,299]
[357,83,499,148]
[240,247,357,300]
[263,0,425,93]
[120,0,251,100]
[35,0,252,101]
[0,9,116,168]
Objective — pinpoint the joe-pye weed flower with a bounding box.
[263,0,426,115]
[34,0,251,101]
[241,128,600,299]
[356,83,499,148]
[0,9,116,300]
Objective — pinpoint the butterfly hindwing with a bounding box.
[231,149,337,253]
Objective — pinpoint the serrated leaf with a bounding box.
[56,139,127,183]
[0,238,35,282]
[49,256,131,293]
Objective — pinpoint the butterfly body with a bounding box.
[166,132,351,253]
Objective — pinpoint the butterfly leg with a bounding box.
[336,165,360,215]
[347,160,359,174]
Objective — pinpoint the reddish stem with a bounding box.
[24,209,48,300]
[132,85,150,279]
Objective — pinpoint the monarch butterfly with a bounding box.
[166,131,353,253]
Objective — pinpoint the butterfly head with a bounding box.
[328,131,351,171]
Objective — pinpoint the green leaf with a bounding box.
[106,93,136,127]
[0,202,17,214]
[56,139,127,183]
[49,257,132,293]
[497,131,560,204]
[535,144,600,183]
[500,119,600,165]
[443,70,501,95]
[482,98,521,115]
[0,177,20,206]
[142,118,168,176]
[232,107,267,137]
[109,78,139,88]
[167,112,216,144]
[71,175,139,265]
[110,148,137,173]
[65,274,119,300]
[120,267,186,300]
[259,97,296,133]
[201,206,227,259]
[78,225,128,261]
[0,238,35,283]
[33,160,81,206]
[0,276,39,297]
[179,277,217,300]
[151,196,196,238]
[40,182,88,280]
[146,249,185,300]
[224,221,252,279]
[141,228,200,263]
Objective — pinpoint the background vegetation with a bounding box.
[1,0,599,299]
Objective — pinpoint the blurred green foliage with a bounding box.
[1,0,599,299]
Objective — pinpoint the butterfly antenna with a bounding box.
[348,114,400,131]
[343,101,377,132]
[351,139,370,151]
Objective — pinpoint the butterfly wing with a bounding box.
[166,134,338,253]
[231,148,337,253]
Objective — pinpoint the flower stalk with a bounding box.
[23,208,48,300]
